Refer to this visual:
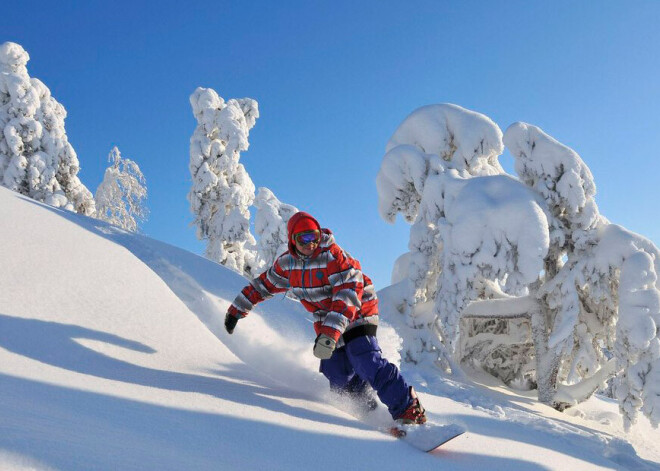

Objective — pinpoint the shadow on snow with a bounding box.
[15,197,658,470]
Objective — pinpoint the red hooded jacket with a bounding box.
[228,212,379,344]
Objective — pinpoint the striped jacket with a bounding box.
[228,229,379,345]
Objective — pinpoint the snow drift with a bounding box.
[1,186,659,470]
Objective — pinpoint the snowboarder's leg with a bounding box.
[320,346,376,413]
[319,346,368,394]
[345,335,412,419]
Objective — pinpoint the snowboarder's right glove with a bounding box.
[313,334,337,360]
[225,306,242,334]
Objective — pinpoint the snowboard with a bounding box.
[387,422,466,452]
[330,392,466,453]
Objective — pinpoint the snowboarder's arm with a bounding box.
[226,257,291,326]
[318,245,365,342]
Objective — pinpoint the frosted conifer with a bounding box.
[188,87,259,277]
[0,42,94,214]
[95,147,148,232]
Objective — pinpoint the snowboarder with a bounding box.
[225,211,426,425]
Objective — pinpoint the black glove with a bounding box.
[225,313,239,334]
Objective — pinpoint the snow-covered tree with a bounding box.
[501,122,605,404]
[94,146,148,232]
[376,104,506,365]
[254,187,298,268]
[504,123,660,427]
[0,42,95,215]
[188,87,260,278]
[379,105,660,429]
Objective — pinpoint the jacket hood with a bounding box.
[287,211,326,257]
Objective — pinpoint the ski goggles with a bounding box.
[294,230,321,245]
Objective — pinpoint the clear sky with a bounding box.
[3,1,660,290]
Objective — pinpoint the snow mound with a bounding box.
[1,186,659,470]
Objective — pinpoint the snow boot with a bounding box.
[395,387,427,425]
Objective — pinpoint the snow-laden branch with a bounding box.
[376,145,429,224]
[254,187,298,268]
[462,295,537,319]
[437,174,549,354]
[504,122,600,252]
[386,104,504,176]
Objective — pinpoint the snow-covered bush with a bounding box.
[254,187,298,268]
[0,42,95,215]
[188,87,260,278]
[94,147,148,232]
[379,104,660,428]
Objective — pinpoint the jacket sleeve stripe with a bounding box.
[251,276,275,299]
[234,292,255,312]
[265,271,288,291]
[322,311,351,333]
[291,286,332,303]
[256,257,291,296]
[333,288,361,308]
[268,260,290,287]
[329,268,361,286]
[230,256,292,317]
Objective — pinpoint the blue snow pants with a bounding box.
[319,335,411,419]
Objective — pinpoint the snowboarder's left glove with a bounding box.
[224,306,241,334]
[224,313,239,334]
[313,334,337,360]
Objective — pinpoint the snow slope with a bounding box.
[1,186,659,471]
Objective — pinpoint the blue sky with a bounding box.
[4,1,660,289]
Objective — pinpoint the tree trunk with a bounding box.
[530,302,558,404]
[528,275,561,406]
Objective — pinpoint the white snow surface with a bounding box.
[1,186,659,471]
